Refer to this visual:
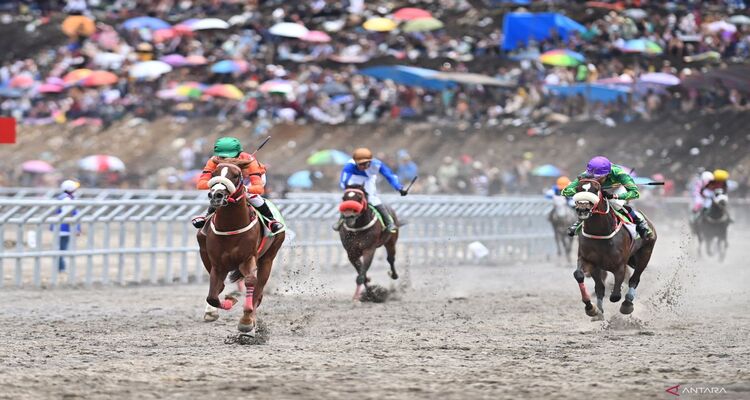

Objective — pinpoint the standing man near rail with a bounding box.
[52,180,82,272]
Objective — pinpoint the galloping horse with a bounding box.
[338,185,399,300]
[197,160,285,336]
[570,179,657,318]
[548,196,576,263]
[693,189,730,261]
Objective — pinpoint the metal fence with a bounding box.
[0,189,557,288]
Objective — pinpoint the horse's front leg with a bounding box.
[347,249,365,300]
[591,268,606,320]
[574,261,597,317]
[238,256,258,335]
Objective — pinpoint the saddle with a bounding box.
[369,205,386,231]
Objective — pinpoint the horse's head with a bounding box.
[207,159,251,208]
[571,179,603,220]
[339,185,368,220]
[713,189,729,209]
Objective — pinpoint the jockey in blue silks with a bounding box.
[334,147,407,233]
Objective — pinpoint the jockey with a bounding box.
[545,176,575,204]
[333,147,407,233]
[191,137,283,233]
[692,171,714,215]
[562,156,653,239]
[698,168,731,221]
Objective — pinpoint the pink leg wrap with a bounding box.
[221,299,234,310]
[245,285,255,311]
[578,282,591,303]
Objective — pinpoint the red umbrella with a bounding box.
[81,70,118,87]
[10,74,35,89]
[393,8,432,21]
[63,69,93,84]
[38,83,65,94]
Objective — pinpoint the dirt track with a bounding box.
[1,231,748,400]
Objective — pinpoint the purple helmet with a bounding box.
[586,156,612,178]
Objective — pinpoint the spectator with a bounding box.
[51,179,82,273]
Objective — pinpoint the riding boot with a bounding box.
[332,216,344,231]
[567,220,582,237]
[375,204,397,233]
[625,205,652,239]
[255,202,283,233]
[191,206,216,229]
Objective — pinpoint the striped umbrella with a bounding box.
[78,155,126,172]
[539,49,585,67]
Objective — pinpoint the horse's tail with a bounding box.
[228,269,243,283]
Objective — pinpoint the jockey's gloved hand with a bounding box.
[399,189,408,196]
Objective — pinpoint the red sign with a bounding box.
[0,117,16,144]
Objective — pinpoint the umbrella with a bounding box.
[185,55,207,66]
[403,17,444,32]
[259,79,293,94]
[81,70,118,87]
[618,38,663,54]
[585,1,623,10]
[321,82,350,95]
[62,68,93,84]
[122,16,170,31]
[38,83,64,94]
[287,170,313,189]
[9,74,35,89]
[639,72,680,86]
[93,52,125,69]
[210,60,248,74]
[301,30,331,43]
[0,87,23,98]
[175,82,204,98]
[159,54,188,67]
[623,8,647,20]
[532,164,562,177]
[306,149,350,166]
[705,20,737,33]
[204,84,243,100]
[362,17,398,32]
[174,19,199,34]
[269,22,309,38]
[129,61,172,80]
[329,54,370,64]
[61,15,95,37]
[21,160,55,174]
[539,49,585,67]
[393,8,432,21]
[78,155,126,172]
[191,18,229,31]
[153,28,177,43]
[729,15,750,25]
[358,66,455,90]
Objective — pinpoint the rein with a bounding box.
[577,180,621,240]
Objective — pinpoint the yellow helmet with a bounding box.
[556,176,571,190]
[352,148,373,163]
[713,169,729,182]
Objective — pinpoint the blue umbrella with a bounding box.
[123,16,171,31]
[546,83,630,104]
[532,164,562,177]
[307,149,351,166]
[358,66,455,90]
[210,60,241,74]
[287,170,313,189]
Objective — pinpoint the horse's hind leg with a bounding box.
[385,235,398,280]
[621,246,653,315]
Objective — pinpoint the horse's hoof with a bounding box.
[204,312,219,322]
[620,301,634,315]
[590,314,605,322]
[585,305,599,317]
[388,271,399,280]
[610,293,622,303]
[238,322,256,333]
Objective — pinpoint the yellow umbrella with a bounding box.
[62,15,96,38]
[363,17,398,32]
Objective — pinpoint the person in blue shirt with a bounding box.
[52,180,82,272]
[396,153,419,183]
[334,147,407,232]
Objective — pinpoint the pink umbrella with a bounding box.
[46,77,65,86]
[21,160,55,174]
[393,7,432,21]
[160,54,188,67]
[78,155,126,172]
[153,28,177,43]
[185,55,207,66]
[10,74,35,89]
[38,83,65,94]
[301,30,331,43]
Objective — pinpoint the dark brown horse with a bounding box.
[338,185,399,300]
[197,161,285,336]
[693,189,729,262]
[570,179,657,319]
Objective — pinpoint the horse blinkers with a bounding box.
[339,189,367,219]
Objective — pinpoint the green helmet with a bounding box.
[213,137,243,158]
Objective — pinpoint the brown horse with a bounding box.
[338,185,399,300]
[692,189,730,262]
[197,161,285,336]
[570,179,657,318]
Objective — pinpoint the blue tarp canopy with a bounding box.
[546,84,630,103]
[358,66,455,90]
[502,13,586,50]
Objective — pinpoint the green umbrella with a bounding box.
[306,149,350,166]
[402,17,444,32]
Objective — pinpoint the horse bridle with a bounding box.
[573,179,622,238]
[208,164,246,207]
[340,188,378,232]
